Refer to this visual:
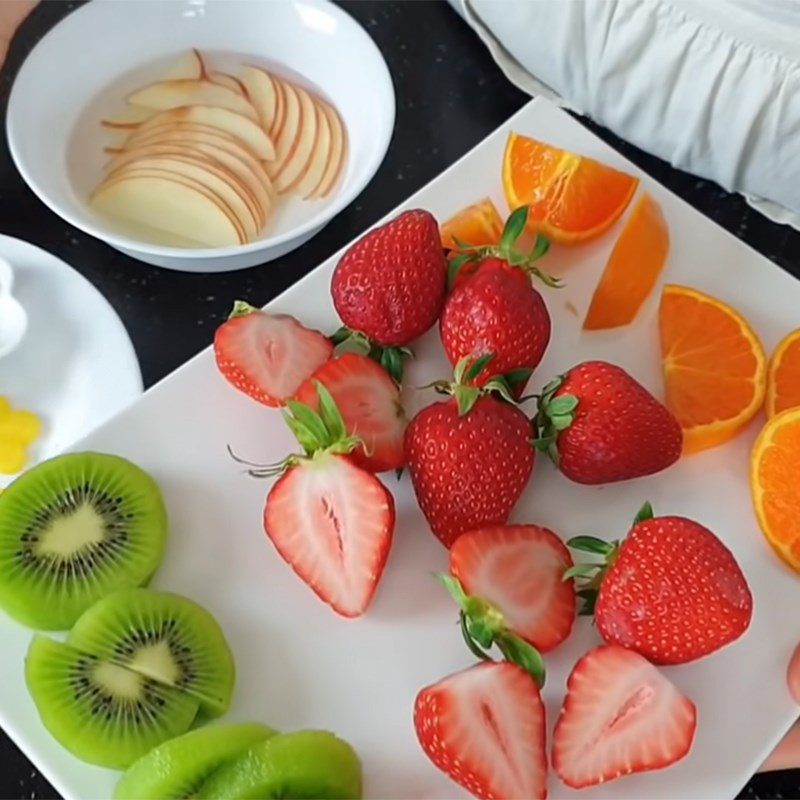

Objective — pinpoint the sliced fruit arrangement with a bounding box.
[214,300,333,407]
[439,206,554,393]
[294,353,407,473]
[415,661,548,800]
[0,396,41,474]
[567,503,752,664]
[445,524,576,654]
[114,722,277,800]
[0,451,167,629]
[253,384,395,617]
[534,360,682,485]
[502,132,638,244]
[93,49,347,247]
[26,587,235,768]
[583,192,669,330]
[331,209,447,382]
[404,356,535,548]
[766,327,800,418]
[552,644,697,788]
[197,730,362,800]
[439,197,503,252]
[751,407,800,572]
[659,284,766,454]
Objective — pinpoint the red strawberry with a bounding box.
[214,301,332,407]
[535,360,682,484]
[447,525,575,653]
[552,644,697,789]
[440,207,554,390]
[294,353,406,473]
[567,503,752,664]
[331,210,447,379]
[404,359,535,548]
[257,385,395,617]
[414,662,548,800]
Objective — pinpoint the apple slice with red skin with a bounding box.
[312,100,347,198]
[294,98,331,198]
[272,84,318,193]
[267,78,302,179]
[127,78,259,122]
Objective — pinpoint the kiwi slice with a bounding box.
[0,452,167,629]
[68,588,236,717]
[25,635,198,769]
[197,730,362,800]
[114,722,277,800]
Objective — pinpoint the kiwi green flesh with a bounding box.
[196,731,362,800]
[0,452,167,629]
[114,722,277,800]
[68,588,235,718]
[25,635,198,770]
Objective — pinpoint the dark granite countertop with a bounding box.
[1,1,799,798]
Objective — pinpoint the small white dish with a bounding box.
[6,0,395,273]
[0,235,143,488]
[0,257,27,359]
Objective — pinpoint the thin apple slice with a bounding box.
[294,98,331,198]
[267,78,302,181]
[127,78,259,122]
[272,85,318,192]
[269,75,287,140]
[91,172,243,247]
[133,106,275,160]
[211,71,247,96]
[107,155,262,236]
[313,100,347,198]
[239,66,279,131]
[107,143,272,221]
[101,106,155,130]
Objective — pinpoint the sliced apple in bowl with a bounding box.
[127,78,259,122]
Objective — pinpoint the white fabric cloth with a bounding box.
[453,0,800,229]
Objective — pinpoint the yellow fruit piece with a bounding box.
[0,396,43,474]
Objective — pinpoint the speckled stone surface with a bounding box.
[0,1,799,798]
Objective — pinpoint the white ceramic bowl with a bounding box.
[7,0,395,272]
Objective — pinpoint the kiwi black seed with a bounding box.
[114,722,277,800]
[25,635,199,769]
[0,452,167,629]
[68,587,236,717]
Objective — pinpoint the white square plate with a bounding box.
[3,98,799,799]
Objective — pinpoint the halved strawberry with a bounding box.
[294,353,406,472]
[449,525,575,653]
[552,644,697,789]
[259,385,395,617]
[214,300,332,407]
[414,661,548,800]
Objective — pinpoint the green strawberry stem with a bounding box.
[229,383,361,478]
[532,375,579,465]
[439,573,546,687]
[331,326,412,385]
[425,355,533,416]
[228,299,260,318]
[447,205,558,289]
[564,502,655,615]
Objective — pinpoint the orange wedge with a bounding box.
[583,193,669,330]
[659,285,766,454]
[766,328,800,418]
[751,407,800,571]
[440,198,503,251]
[502,132,638,244]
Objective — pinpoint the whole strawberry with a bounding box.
[405,357,535,548]
[331,209,447,380]
[440,206,554,390]
[566,503,752,664]
[535,360,682,484]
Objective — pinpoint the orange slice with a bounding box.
[502,132,638,244]
[583,193,669,330]
[659,285,766,454]
[440,198,503,251]
[766,328,800,418]
[751,407,800,571]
